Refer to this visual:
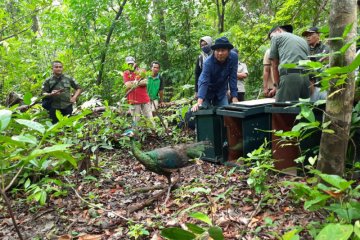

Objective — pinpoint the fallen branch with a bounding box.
[33,208,55,221]
[131,184,166,194]
[246,197,264,227]
[5,165,24,192]
[0,188,23,240]
[128,177,180,213]
[127,188,168,214]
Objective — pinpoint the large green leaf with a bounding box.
[327,202,360,222]
[30,144,72,157]
[49,151,77,168]
[15,119,45,134]
[160,228,196,240]
[348,51,360,72]
[12,135,38,145]
[301,105,315,122]
[318,174,354,190]
[185,223,205,234]
[0,110,12,131]
[23,92,32,105]
[0,135,25,147]
[208,226,224,240]
[189,212,212,226]
[315,223,353,240]
[354,221,360,238]
[282,229,301,240]
[304,194,330,211]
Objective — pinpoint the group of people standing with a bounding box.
[191,24,329,112]
[41,24,329,124]
[42,58,164,125]
[123,57,164,126]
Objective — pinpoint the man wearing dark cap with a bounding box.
[192,37,238,111]
[302,27,330,101]
[269,25,310,102]
[302,27,330,62]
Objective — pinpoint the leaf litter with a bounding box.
[0,136,324,239]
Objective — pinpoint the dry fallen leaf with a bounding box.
[78,234,102,240]
[58,234,72,240]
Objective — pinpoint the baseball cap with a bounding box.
[302,27,320,36]
[125,56,135,64]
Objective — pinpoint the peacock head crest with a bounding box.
[122,129,135,138]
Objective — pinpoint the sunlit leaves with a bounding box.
[15,119,45,134]
[0,109,12,131]
[315,223,353,240]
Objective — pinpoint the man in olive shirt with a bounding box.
[302,27,330,62]
[302,27,330,101]
[42,61,82,123]
[269,25,310,102]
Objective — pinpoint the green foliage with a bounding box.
[285,171,360,239]
[127,222,150,240]
[0,0,333,104]
[243,140,274,194]
[161,212,224,240]
[0,106,90,204]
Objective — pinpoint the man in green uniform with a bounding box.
[42,61,82,123]
[302,27,330,62]
[269,25,310,102]
[302,26,330,101]
[147,61,164,114]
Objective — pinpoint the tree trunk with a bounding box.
[153,0,170,70]
[215,0,228,33]
[96,0,127,85]
[317,0,357,175]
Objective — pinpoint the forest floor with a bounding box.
[0,132,324,240]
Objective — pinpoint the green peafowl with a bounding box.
[123,129,209,202]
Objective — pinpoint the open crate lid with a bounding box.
[219,98,275,117]
[232,98,275,107]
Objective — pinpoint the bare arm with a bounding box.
[263,65,271,96]
[237,72,248,79]
[271,59,280,85]
[137,78,148,86]
[70,88,82,103]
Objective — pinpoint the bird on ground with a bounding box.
[122,129,210,201]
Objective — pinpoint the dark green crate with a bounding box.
[193,108,227,163]
[217,105,271,159]
[265,102,324,172]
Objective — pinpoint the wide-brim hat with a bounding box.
[268,24,293,39]
[125,56,135,64]
[302,27,320,36]
[211,37,234,50]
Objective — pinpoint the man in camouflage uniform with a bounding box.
[42,61,82,123]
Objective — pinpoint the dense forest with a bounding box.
[1,0,360,239]
[1,0,341,102]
